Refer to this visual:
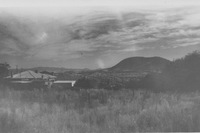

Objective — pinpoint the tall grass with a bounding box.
[0,85,200,132]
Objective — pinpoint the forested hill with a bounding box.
[108,56,171,72]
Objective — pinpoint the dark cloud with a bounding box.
[0,7,200,68]
[0,20,30,55]
[68,12,122,40]
[122,12,147,28]
[83,18,121,39]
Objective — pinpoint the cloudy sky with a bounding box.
[0,0,200,69]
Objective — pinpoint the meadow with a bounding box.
[0,85,200,133]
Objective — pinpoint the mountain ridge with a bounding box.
[107,56,171,72]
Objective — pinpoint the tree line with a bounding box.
[2,51,200,92]
[75,51,200,92]
[0,62,10,79]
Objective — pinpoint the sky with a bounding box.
[0,0,200,69]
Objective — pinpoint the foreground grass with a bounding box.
[0,86,200,132]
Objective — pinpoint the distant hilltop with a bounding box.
[30,67,90,73]
[9,67,90,73]
[10,57,171,73]
[108,56,171,72]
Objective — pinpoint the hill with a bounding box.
[108,56,171,72]
[31,67,90,73]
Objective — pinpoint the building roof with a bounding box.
[11,81,33,83]
[53,80,76,83]
[53,80,76,86]
[41,73,56,79]
[6,70,56,79]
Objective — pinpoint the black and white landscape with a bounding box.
[0,0,200,132]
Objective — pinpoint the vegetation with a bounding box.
[0,62,10,79]
[75,51,200,92]
[1,50,200,132]
[144,51,200,91]
[1,85,200,132]
[74,75,125,90]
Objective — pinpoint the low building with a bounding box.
[5,70,76,89]
[5,70,56,88]
[53,80,76,87]
[6,70,56,81]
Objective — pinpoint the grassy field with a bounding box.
[0,85,200,133]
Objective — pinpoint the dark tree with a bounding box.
[0,62,10,78]
[155,51,200,91]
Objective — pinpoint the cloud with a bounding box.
[177,8,200,27]
[26,39,95,61]
[72,13,122,39]
[173,42,199,48]
[1,6,200,65]
[173,38,200,48]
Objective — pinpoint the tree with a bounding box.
[158,51,200,91]
[0,62,10,78]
